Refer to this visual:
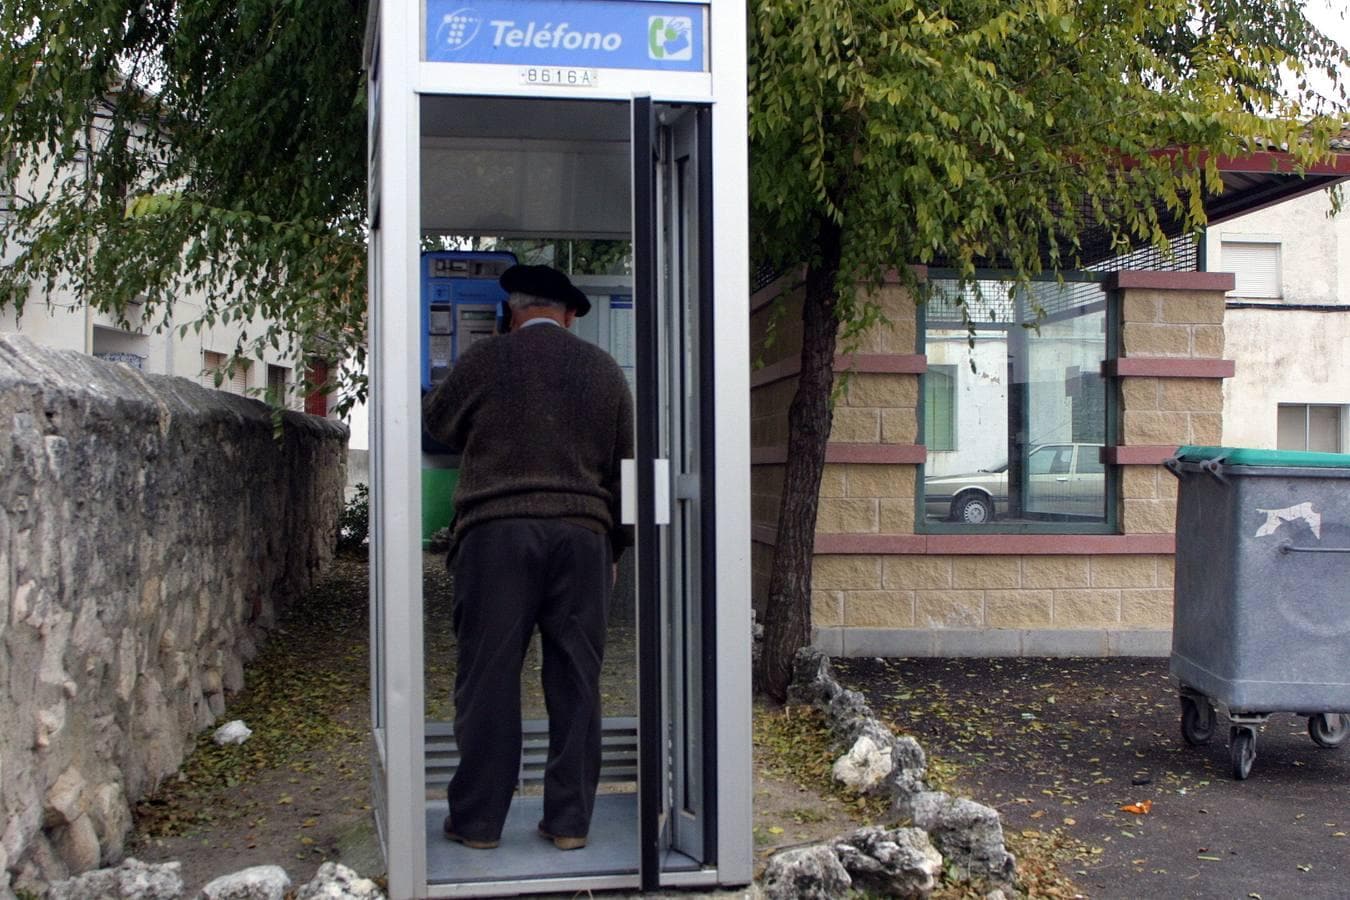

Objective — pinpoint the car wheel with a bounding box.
[953,492,993,524]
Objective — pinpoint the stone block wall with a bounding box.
[750,270,1235,658]
[750,272,926,612]
[0,334,348,886]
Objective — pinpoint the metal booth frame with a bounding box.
[363,1,751,896]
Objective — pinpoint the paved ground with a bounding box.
[835,656,1350,900]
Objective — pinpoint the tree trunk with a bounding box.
[758,222,844,701]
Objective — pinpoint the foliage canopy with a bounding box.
[0,0,369,409]
[750,0,1347,300]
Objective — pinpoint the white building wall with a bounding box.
[2,117,307,406]
[1206,187,1350,450]
[925,335,1006,476]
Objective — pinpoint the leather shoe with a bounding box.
[443,816,499,849]
[538,823,587,851]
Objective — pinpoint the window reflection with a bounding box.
[923,278,1110,527]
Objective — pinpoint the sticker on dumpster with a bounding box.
[1254,502,1322,539]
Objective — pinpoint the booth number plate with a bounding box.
[519,66,599,87]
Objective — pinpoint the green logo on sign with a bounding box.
[648,16,693,61]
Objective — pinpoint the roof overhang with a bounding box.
[1205,152,1350,224]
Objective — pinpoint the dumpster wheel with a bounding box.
[1308,713,1350,749]
[1230,726,1257,780]
[1180,695,1216,745]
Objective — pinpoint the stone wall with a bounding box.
[0,334,348,887]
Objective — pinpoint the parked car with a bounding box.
[924,443,1105,524]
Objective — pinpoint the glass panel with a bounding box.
[1308,405,1341,453]
[418,231,640,884]
[924,278,1108,527]
[1277,405,1306,450]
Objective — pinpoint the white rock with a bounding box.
[199,864,291,900]
[212,720,252,746]
[832,734,894,792]
[295,863,385,900]
[45,766,88,827]
[36,703,68,748]
[835,825,943,898]
[909,791,1016,884]
[47,858,183,900]
[57,814,101,874]
[761,845,852,900]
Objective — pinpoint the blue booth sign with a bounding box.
[426,0,707,72]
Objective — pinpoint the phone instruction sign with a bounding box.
[425,0,707,72]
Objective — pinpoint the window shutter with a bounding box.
[1222,242,1281,299]
[230,362,249,396]
[202,351,226,388]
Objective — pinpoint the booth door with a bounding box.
[633,98,716,884]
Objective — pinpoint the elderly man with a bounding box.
[422,263,633,852]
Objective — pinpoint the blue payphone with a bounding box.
[420,250,517,393]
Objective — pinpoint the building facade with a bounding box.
[1208,187,1350,452]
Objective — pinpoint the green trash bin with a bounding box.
[421,467,459,547]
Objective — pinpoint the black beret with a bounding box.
[499,264,592,316]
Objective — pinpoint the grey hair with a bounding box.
[507,291,568,314]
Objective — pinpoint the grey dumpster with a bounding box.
[1166,445,1350,779]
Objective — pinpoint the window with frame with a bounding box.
[1222,240,1282,300]
[922,276,1112,530]
[203,351,249,396]
[266,364,290,406]
[0,152,15,221]
[1277,404,1342,452]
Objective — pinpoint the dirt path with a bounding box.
[128,555,374,895]
[836,656,1350,900]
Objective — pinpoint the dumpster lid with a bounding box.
[1173,445,1350,468]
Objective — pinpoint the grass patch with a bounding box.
[754,704,890,823]
[133,557,369,838]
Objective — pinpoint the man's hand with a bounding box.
[612,562,619,588]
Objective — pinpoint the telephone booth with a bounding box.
[363,0,751,895]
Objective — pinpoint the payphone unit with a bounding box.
[420,250,517,393]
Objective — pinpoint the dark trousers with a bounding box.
[447,518,612,843]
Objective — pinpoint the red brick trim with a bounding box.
[751,443,927,465]
[748,356,803,389]
[751,354,927,389]
[815,534,929,554]
[751,266,929,311]
[835,353,928,374]
[750,268,805,312]
[751,523,781,546]
[1102,445,1177,466]
[751,529,1176,555]
[1103,358,1236,378]
[1103,271,1236,292]
[923,534,1175,555]
[1212,151,1350,176]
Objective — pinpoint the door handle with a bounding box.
[621,459,637,525]
[654,459,671,525]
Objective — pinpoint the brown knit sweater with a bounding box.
[422,322,634,556]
